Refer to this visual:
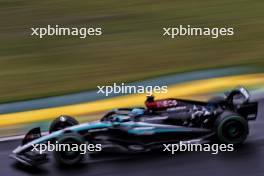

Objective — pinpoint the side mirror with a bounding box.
[22,127,41,145]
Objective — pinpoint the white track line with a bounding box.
[0,132,48,142]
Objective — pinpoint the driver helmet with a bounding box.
[131,108,145,116]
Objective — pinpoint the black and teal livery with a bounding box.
[10,87,259,166]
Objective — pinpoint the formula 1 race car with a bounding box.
[10,87,259,166]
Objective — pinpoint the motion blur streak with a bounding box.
[0,1,264,103]
[0,73,263,127]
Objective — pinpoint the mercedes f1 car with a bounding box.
[10,87,259,166]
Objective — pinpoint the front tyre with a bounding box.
[53,133,85,166]
[49,115,79,133]
[214,111,248,145]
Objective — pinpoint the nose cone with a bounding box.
[12,145,22,154]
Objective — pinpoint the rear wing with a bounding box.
[237,101,258,121]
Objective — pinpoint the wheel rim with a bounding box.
[58,138,82,162]
[222,119,245,141]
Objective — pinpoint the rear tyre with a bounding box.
[49,115,79,133]
[214,111,248,145]
[53,133,85,166]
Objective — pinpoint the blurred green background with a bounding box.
[0,0,263,103]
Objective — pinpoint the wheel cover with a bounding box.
[217,116,248,144]
[222,120,245,140]
[56,136,83,164]
[59,139,80,160]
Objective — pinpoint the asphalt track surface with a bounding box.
[0,99,263,176]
